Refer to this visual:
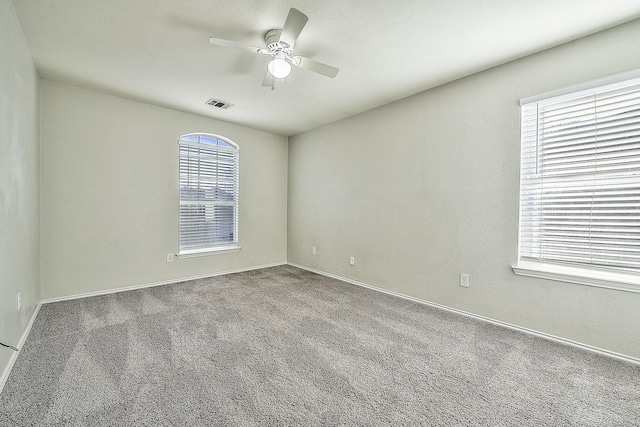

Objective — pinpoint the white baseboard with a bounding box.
[288,262,640,366]
[41,262,287,304]
[0,302,42,395]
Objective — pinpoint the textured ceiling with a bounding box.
[13,0,640,136]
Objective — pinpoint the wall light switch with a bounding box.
[350,256,356,266]
[312,246,317,255]
[460,273,470,287]
[166,253,174,263]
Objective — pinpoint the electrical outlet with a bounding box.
[350,256,356,266]
[166,253,174,263]
[312,246,317,255]
[460,273,470,287]
[16,293,21,311]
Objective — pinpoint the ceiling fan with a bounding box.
[209,8,339,87]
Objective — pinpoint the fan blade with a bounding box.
[278,8,308,48]
[291,56,339,78]
[209,37,267,54]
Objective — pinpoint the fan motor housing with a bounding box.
[265,29,293,55]
[264,29,282,45]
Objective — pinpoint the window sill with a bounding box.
[512,261,640,294]
[178,245,240,259]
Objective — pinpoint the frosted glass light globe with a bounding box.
[268,57,291,79]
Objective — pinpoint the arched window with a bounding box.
[178,133,239,255]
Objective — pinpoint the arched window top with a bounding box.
[179,133,239,150]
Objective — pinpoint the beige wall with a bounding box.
[288,19,640,359]
[0,0,40,375]
[40,80,288,299]
[4,1,640,374]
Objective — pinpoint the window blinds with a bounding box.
[519,80,640,275]
[179,135,239,254]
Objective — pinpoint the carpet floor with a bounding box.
[0,265,638,426]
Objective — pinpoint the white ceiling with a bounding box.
[13,0,640,136]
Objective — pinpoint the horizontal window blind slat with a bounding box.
[519,78,640,279]
[178,134,239,253]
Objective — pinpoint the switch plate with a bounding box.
[166,253,174,263]
[350,256,355,266]
[312,246,317,255]
[460,273,470,287]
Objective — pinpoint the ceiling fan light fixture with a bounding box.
[268,55,291,79]
[209,8,339,86]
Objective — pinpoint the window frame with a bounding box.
[177,132,240,257]
[513,70,640,293]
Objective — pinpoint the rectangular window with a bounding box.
[178,134,239,256]
[515,73,640,292]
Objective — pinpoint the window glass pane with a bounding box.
[199,135,218,145]
[180,134,199,142]
[519,79,640,280]
[178,134,239,253]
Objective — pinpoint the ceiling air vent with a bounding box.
[205,98,233,109]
